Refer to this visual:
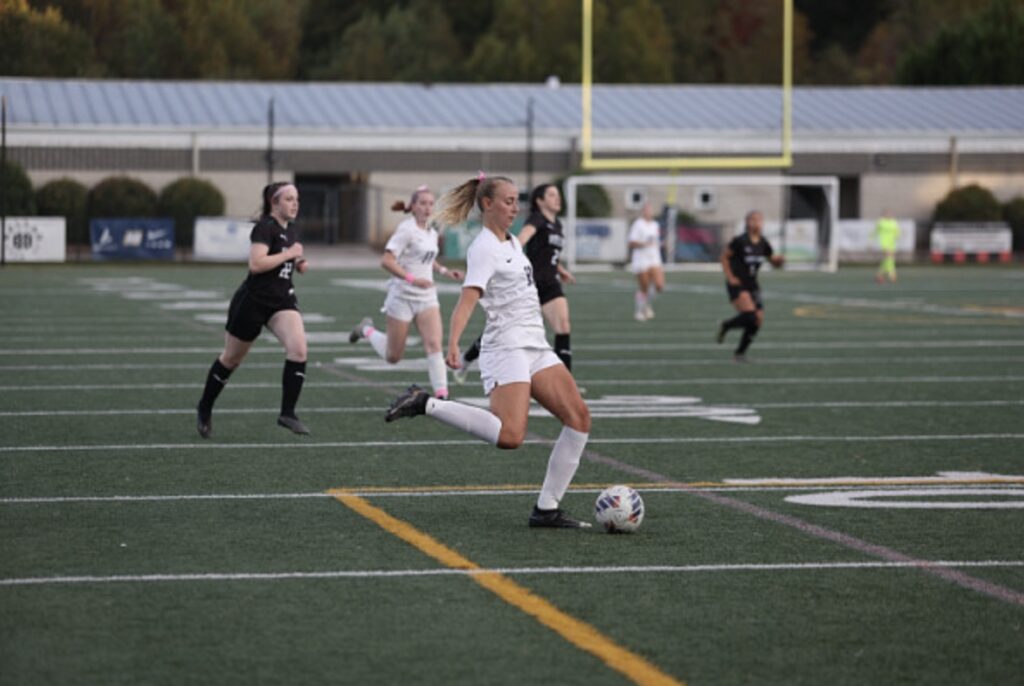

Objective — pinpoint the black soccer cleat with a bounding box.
[385,384,430,422]
[716,321,728,344]
[528,506,592,529]
[349,316,373,344]
[197,406,212,439]
[277,414,311,435]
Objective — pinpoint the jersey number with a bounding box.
[524,264,534,286]
[278,262,293,279]
[421,250,436,264]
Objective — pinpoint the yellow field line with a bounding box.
[330,490,684,686]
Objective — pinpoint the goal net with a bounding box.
[563,174,839,273]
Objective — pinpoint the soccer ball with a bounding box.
[594,485,644,533]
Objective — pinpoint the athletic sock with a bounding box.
[736,321,760,355]
[365,327,389,360]
[537,426,589,510]
[463,334,482,365]
[280,359,306,417]
[426,351,448,398]
[425,398,501,445]
[721,313,747,331]
[554,333,572,372]
[634,291,647,316]
[198,358,234,416]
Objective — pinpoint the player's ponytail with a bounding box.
[437,174,514,226]
[392,185,432,214]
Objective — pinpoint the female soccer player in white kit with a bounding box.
[385,174,592,529]
[628,201,664,321]
[349,186,462,399]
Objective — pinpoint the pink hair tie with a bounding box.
[477,170,486,181]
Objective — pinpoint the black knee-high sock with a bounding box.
[554,333,572,372]
[281,359,306,418]
[736,320,760,355]
[198,359,233,416]
[463,334,483,363]
[722,312,748,331]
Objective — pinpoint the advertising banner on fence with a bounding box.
[837,219,916,260]
[576,218,628,262]
[193,217,253,262]
[2,217,66,262]
[90,218,175,260]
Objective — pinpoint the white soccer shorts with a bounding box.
[479,347,562,395]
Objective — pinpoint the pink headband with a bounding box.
[271,183,297,201]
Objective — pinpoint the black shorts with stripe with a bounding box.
[225,283,299,342]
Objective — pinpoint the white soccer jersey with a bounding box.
[385,217,439,301]
[629,218,663,270]
[463,227,549,352]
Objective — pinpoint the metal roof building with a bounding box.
[2,78,1022,243]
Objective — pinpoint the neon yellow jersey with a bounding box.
[875,217,900,250]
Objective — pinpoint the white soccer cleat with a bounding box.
[452,359,472,385]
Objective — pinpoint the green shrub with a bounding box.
[554,173,612,218]
[158,177,226,247]
[0,160,35,215]
[88,176,158,219]
[35,178,89,243]
[1003,196,1024,251]
[933,184,1002,223]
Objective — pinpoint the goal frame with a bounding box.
[563,173,840,272]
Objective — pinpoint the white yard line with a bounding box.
[2,399,1021,418]
[2,434,1023,454]
[3,560,1022,587]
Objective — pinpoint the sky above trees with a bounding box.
[3,0,1022,85]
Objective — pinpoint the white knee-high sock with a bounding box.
[537,426,589,510]
[426,351,448,398]
[425,398,501,445]
[365,327,389,360]
[635,291,647,310]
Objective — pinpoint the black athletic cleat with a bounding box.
[716,322,728,344]
[349,316,373,344]
[277,415,311,434]
[528,506,592,529]
[385,384,430,422]
[197,406,212,439]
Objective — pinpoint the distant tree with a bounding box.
[0,160,35,215]
[158,178,225,248]
[1002,197,1024,251]
[934,184,1003,223]
[310,0,461,81]
[0,0,99,77]
[89,177,158,218]
[298,0,394,79]
[36,178,89,244]
[656,0,717,83]
[711,0,812,84]
[598,0,673,83]
[898,0,1024,85]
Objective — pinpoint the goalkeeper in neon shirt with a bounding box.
[874,210,901,283]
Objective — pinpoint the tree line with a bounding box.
[2,0,1022,85]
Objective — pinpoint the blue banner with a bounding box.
[90,219,175,260]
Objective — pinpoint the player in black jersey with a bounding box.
[454,184,576,382]
[717,210,784,361]
[196,182,311,438]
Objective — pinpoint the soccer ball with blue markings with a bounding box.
[594,485,644,533]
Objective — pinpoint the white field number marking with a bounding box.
[787,488,1024,509]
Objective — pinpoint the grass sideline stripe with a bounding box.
[4,560,1023,588]
[5,477,1024,504]
[7,375,1024,391]
[3,399,1024,418]
[333,492,683,686]
[3,434,1023,454]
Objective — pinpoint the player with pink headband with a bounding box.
[349,184,463,399]
[196,181,312,438]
